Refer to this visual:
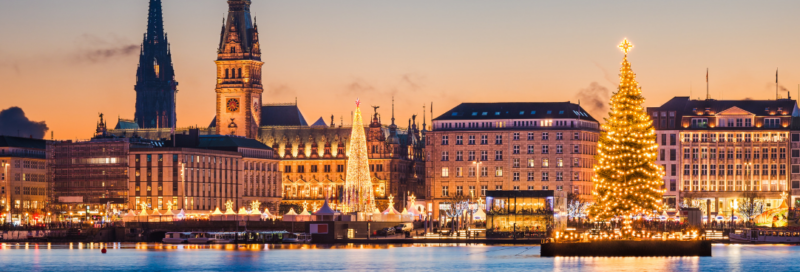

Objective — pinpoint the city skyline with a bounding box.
[4,0,800,139]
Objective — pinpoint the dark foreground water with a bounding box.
[0,242,797,271]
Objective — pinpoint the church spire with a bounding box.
[146,0,165,41]
[134,0,178,129]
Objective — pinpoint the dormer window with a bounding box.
[547,111,552,114]
[519,111,524,115]
[472,112,478,116]
[531,111,536,114]
[495,112,500,115]
[764,118,780,128]
[765,107,770,112]
[691,118,708,128]
[482,112,488,116]
[451,112,458,116]
[559,111,564,114]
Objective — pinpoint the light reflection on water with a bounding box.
[1,243,799,271]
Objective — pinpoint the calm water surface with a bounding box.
[0,242,796,271]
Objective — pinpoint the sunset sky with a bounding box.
[2,0,800,139]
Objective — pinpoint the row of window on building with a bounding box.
[680,132,788,143]
[440,145,591,161]
[441,167,585,181]
[439,132,595,145]
[439,184,575,197]
[679,164,787,176]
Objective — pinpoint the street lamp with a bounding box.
[472,160,482,184]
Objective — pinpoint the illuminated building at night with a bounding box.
[128,131,280,214]
[0,136,48,225]
[48,116,158,221]
[426,102,600,218]
[212,103,427,213]
[213,0,263,138]
[648,97,799,217]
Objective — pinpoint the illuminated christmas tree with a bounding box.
[589,39,663,223]
[343,99,376,213]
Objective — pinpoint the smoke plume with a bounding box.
[265,83,295,96]
[0,107,49,139]
[70,34,138,63]
[575,82,610,119]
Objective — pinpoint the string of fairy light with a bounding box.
[589,39,664,227]
[342,99,377,213]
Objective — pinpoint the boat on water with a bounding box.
[162,232,191,244]
[282,233,312,243]
[730,229,800,243]
[187,232,238,244]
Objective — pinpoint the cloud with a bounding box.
[575,82,610,119]
[344,78,377,95]
[265,83,295,96]
[69,34,139,64]
[0,107,49,139]
[0,34,139,74]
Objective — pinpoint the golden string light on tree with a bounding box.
[589,39,664,226]
[342,99,376,213]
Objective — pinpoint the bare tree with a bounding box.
[444,193,469,233]
[567,192,590,220]
[738,191,765,222]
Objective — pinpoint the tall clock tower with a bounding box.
[215,0,263,138]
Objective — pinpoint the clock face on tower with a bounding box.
[226,98,240,112]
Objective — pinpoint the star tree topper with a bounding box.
[619,38,633,55]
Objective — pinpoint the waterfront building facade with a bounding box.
[426,102,600,218]
[0,136,48,225]
[240,105,427,213]
[49,139,155,221]
[484,190,566,235]
[791,117,800,207]
[128,133,280,214]
[648,97,799,217]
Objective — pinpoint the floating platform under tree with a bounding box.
[541,240,712,257]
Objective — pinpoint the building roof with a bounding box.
[0,136,47,149]
[434,102,597,122]
[310,117,327,127]
[260,104,308,126]
[209,104,308,127]
[649,97,798,117]
[197,135,271,150]
[114,118,140,130]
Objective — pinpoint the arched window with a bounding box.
[225,69,229,79]
[231,68,236,79]
[231,47,236,54]
[238,68,242,78]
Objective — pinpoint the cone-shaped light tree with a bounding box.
[589,39,664,222]
[342,99,376,213]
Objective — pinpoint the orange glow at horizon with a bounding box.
[2,1,800,140]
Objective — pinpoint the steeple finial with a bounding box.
[422,104,427,132]
[146,0,165,40]
[391,96,396,125]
